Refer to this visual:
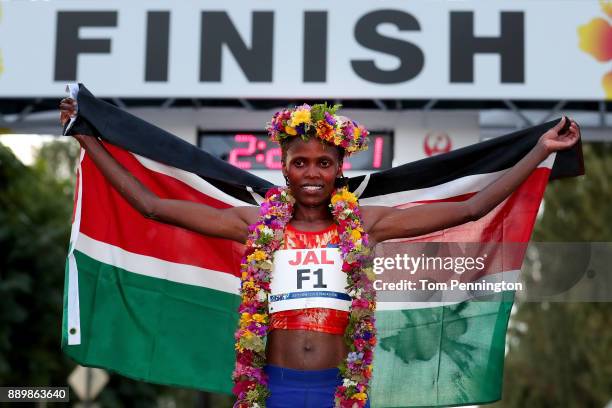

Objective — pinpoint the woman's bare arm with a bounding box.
[364,116,581,244]
[73,133,258,243]
[61,97,258,242]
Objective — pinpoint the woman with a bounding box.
[59,99,580,408]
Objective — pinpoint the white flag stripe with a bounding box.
[133,154,256,207]
[75,233,241,295]
[66,148,86,345]
[361,154,555,206]
[133,147,554,210]
[74,233,521,311]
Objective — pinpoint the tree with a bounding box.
[0,140,75,387]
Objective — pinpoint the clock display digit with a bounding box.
[265,147,282,169]
[228,134,257,169]
[199,131,392,170]
[372,136,384,169]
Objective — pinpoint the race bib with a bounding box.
[269,248,350,313]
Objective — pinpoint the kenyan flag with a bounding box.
[62,84,583,407]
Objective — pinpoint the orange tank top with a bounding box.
[269,223,349,335]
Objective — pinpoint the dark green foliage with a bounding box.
[0,141,74,387]
[310,102,341,123]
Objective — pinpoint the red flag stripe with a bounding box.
[78,144,549,277]
[79,144,245,276]
[392,167,550,243]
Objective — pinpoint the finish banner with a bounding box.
[0,0,610,99]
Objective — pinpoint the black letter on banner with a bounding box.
[450,11,524,83]
[297,269,310,290]
[312,268,327,288]
[351,10,424,84]
[145,11,170,82]
[54,11,117,81]
[200,11,273,82]
[303,11,327,82]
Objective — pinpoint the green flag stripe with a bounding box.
[372,297,513,407]
[75,232,240,294]
[62,250,240,394]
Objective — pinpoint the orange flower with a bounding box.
[578,18,612,62]
[578,2,612,97]
[316,121,334,141]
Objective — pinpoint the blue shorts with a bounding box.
[264,364,371,408]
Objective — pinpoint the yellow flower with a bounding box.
[285,126,297,135]
[242,280,256,292]
[341,189,357,204]
[331,188,358,205]
[247,250,267,263]
[245,389,260,402]
[352,392,367,401]
[350,229,362,241]
[252,313,267,323]
[364,266,376,282]
[289,109,311,127]
[239,334,265,353]
[353,127,361,140]
[240,313,252,325]
[331,193,341,205]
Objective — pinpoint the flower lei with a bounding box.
[266,103,369,155]
[232,186,377,408]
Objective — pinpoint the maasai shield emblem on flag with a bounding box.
[62,84,584,407]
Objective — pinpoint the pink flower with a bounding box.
[354,339,366,351]
[352,298,370,309]
[231,378,255,395]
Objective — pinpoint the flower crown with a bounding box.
[266,103,369,155]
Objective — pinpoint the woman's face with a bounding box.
[282,137,343,207]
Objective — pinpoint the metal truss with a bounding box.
[1,98,610,141]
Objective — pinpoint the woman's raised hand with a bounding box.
[59,97,90,145]
[59,97,77,126]
[538,116,581,154]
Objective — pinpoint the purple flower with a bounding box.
[347,352,364,363]
[325,112,336,126]
[249,323,268,337]
[296,123,306,135]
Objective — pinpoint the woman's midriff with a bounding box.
[266,329,348,370]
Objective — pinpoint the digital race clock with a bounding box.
[198,131,393,170]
